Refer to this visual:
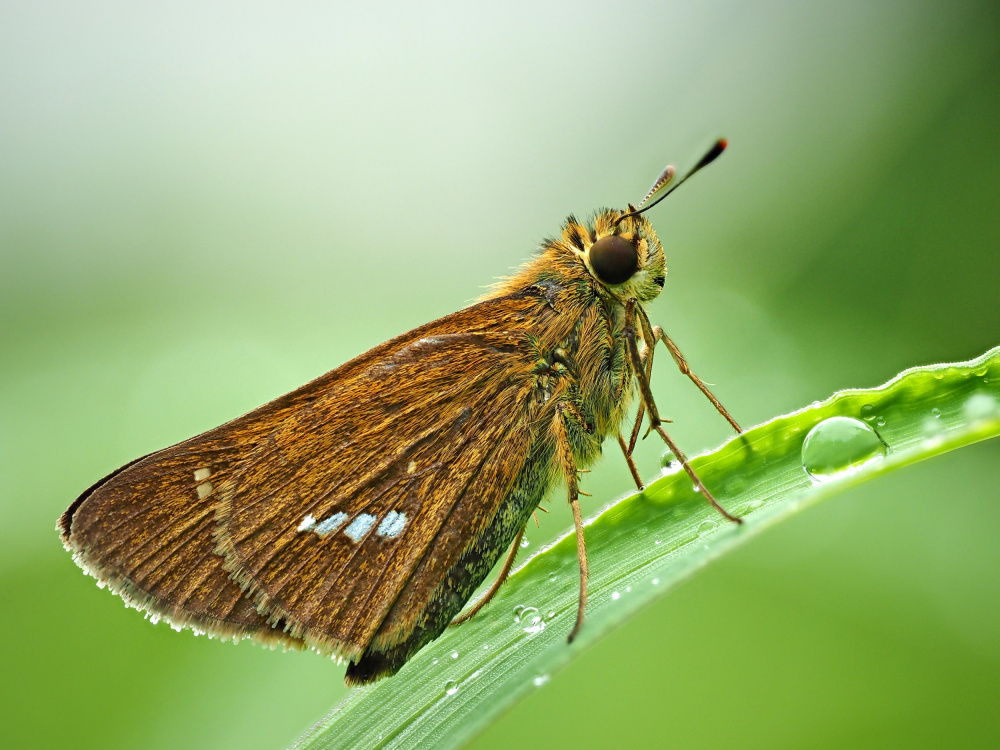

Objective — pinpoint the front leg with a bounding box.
[624,300,742,525]
[634,305,742,434]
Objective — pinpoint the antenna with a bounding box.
[616,138,727,225]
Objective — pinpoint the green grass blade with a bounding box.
[293,345,1000,750]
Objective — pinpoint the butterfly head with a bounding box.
[562,209,666,304]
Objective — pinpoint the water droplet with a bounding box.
[810,400,822,409]
[745,499,765,513]
[964,393,999,423]
[659,450,676,468]
[931,407,941,418]
[450,650,459,659]
[697,519,717,534]
[432,658,438,665]
[625,586,632,592]
[548,572,558,583]
[651,578,660,585]
[654,538,662,545]
[692,484,702,493]
[533,674,550,687]
[860,404,875,421]
[801,416,886,482]
[516,606,544,634]
[611,591,621,600]
[876,416,886,427]
[444,680,459,696]
[520,538,530,548]
[512,604,525,619]
[546,610,556,619]
[483,644,489,650]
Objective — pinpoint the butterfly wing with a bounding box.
[61,287,572,676]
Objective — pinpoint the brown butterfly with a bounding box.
[59,140,741,685]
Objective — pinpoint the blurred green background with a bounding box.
[2,1,998,748]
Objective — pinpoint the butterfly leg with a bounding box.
[624,300,742,525]
[635,306,742,434]
[617,432,644,490]
[618,324,661,491]
[450,524,527,626]
[553,403,589,643]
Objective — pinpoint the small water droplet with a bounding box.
[625,586,632,592]
[860,404,875,421]
[483,644,489,650]
[611,591,621,600]
[546,610,556,619]
[432,658,438,665]
[450,650,459,659]
[654,538,662,545]
[692,484,702,493]
[512,604,525,619]
[876,416,886,427]
[517,606,544,633]
[745,499,765,513]
[444,680,459,696]
[964,393,999,423]
[520,538,530,548]
[651,578,660,585]
[801,416,886,482]
[931,407,941,418]
[659,449,676,468]
[810,400,822,409]
[533,674,550,687]
[697,519,717,534]
[548,572,557,583]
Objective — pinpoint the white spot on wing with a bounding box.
[193,468,213,499]
[297,515,317,532]
[315,512,348,537]
[344,513,377,543]
[378,511,408,538]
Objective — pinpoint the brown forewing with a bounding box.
[61,289,564,659]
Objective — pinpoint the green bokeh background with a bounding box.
[2,2,998,748]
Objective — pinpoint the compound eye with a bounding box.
[589,235,639,285]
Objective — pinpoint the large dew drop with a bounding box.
[801,416,885,482]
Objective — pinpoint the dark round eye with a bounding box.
[589,235,639,285]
